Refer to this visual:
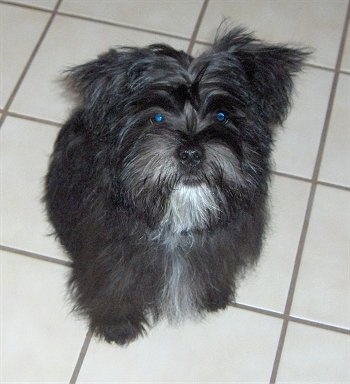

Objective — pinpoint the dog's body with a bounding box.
[45,28,308,345]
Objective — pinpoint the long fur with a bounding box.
[44,27,309,345]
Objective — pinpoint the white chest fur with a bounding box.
[156,184,220,322]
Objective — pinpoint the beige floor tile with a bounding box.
[60,0,202,38]
[0,116,66,260]
[78,308,282,382]
[273,67,333,178]
[10,15,189,122]
[0,251,87,382]
[291,185,350,328]
[197,0,347,68]
[319,74,350,187]
[0,4,50,108]
[277,322,350,382]
[237,176,310,312]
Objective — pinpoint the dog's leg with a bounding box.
[70,256,153,346]
[93,307,148,345]
[203,284,233,312]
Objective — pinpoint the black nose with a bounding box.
[177,146,204,166]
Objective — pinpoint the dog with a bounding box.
[45,27,309,345]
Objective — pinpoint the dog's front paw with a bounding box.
[204,290,232,312]
[99,319,146,345]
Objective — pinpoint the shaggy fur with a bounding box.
[45,28,309,345]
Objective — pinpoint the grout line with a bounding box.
[272,171,350,192]
[230,302,284,319]
[231,302,350,335]
[289,316,350,336]
[305,62,337,72]
[187,0,210,55]
[69,328,94,384]
[317,180,350,192]
[193,39,211,46]
[0,0,52,12]
[0,0,62,130]
[272,171,311,183]
[269,3,350,383]
[0,244,71,267]
[56,10,192,42]
[5,111,62,127]
[293,62,346,73]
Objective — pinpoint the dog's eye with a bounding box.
[215,111,227,123]
[153,113,165,123]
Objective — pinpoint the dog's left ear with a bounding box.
[211,28,311,126]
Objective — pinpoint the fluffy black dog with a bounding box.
[45,28,308,345]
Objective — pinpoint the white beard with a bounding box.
[162,183,220,234]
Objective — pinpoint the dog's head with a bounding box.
[64,28,309,232]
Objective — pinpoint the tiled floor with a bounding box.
[0,0,349,382]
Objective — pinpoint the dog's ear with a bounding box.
[62,45,191,133]
[210,28,311,126]
[63,49,126,109]
[63,45,191,108]
[62,49,135,135]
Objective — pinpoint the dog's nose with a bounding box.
[177,146,204,166]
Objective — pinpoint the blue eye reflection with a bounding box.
[153,113,164,123]
[215,111,226,122]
